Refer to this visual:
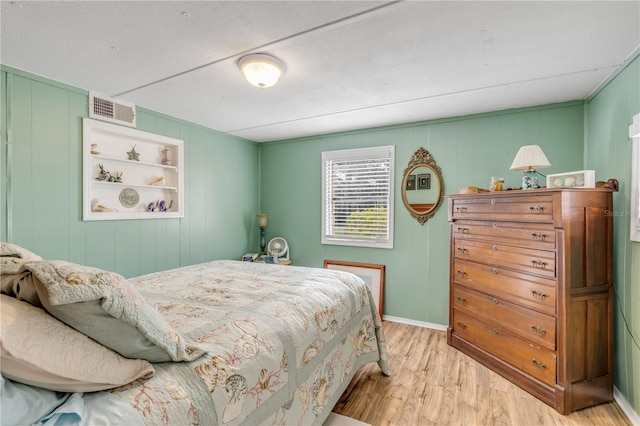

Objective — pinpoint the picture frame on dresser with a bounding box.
[546,170,595,188]
[323,260,385,318]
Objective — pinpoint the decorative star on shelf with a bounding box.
[127,145,140,161]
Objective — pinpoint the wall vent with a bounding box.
[89,92,136,127]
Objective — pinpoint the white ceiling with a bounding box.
[2,1,639,142]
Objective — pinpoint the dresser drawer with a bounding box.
[452,285,556,350]
[454,238,556,278]
[451,194,554,223]
[452,309,557,386]
[453,259,556,315]
[452,221,556,250]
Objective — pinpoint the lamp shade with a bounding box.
[256,213,268,229]
[509,145,551,171]
[239,54,285,88]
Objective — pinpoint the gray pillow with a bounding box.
[38,295,173,363]
[27,260,203,363]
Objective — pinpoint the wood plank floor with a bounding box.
[333,321,631,425]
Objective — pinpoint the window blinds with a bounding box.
[322,146,394,248]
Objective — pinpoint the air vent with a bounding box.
[89,92,136,127]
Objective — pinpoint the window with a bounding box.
[322,145,394,248]
[630,113,640,242]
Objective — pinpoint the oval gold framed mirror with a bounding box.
[401,147,444,224]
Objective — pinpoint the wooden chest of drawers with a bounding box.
[447,189,613,414]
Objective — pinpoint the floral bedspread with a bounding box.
[110,260,389,426]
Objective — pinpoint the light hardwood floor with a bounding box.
[333,321,631,425]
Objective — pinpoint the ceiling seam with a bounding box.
[586,46,640,101]
[114,0,403,98]
[227,64,622,134]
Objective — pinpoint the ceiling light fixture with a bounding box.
[238,54,285,89]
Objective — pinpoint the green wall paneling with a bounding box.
[1,67,259,277]
[260,102,585,326]
[586,55,640,415]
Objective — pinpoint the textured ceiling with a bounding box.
[2,1,639,142]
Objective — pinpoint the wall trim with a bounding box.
[1,65,87,95]
[614,386,640,425]
[382,315,447,331]
[5,73,13,242]
[587,48,640,102]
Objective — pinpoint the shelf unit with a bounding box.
[83,118,184,221]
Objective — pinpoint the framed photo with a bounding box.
[406,174,415,190]
[323,260,385,318]
[417,173,431,190]
[546,170,595,188]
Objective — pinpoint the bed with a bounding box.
[0,243,389,425]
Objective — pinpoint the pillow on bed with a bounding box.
[27,260,202,362]
[0,242,43,260]
[0,243,44,307]
[1,271,43,307]
[0,295,155,392]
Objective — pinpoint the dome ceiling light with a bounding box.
[238,53,285,88]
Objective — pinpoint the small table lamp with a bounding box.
[509,145,551,189]
[257,213,268,255]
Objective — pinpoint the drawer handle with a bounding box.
[529,205,544,213]
[531,358,548,370]
[530,290,549,300]
[492,297,499,305]
[492,245,498,251]
[457,270,468,278]
[456,296,467,303]
[455,206,467,212]
[457,247,468,254]
[531,260,548,268]
[531,232,547,241]
[456,321,467,329]
[491,268,499,275]
[531,325,548,336]
[491,199,497,205]
[492,328,499,335]
[457,226,469,233]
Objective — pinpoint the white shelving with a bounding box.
[83,118,184,221]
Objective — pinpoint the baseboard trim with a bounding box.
[382,317,639,424]
[382,315,447,331]
[614,386,640,425]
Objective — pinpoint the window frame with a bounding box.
[629,113,640,242]
[321,145,395,249]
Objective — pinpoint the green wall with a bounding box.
[1,67,260,277]
[259,102,585,325]
[585,55,640,414]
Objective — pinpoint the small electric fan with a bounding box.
[267,237,290,263]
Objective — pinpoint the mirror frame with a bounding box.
[401,147,444,224]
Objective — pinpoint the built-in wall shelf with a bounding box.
[83,118,184,221]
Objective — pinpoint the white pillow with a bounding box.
[0,242,42,260]
[0,295,154,392]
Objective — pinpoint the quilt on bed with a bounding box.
[105,260,389,425]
